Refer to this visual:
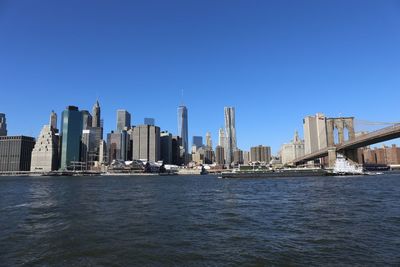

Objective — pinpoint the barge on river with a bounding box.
[219,168,328,178]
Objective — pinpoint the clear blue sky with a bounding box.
[1,0,400,153]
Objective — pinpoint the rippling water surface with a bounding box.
[1,174,400,266]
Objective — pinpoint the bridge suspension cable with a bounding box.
[355,119,400,126]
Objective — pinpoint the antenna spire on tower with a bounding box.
[181,89,184,106]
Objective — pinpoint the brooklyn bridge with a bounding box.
[291,117,400,167]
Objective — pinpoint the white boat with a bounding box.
[333,154,364,175]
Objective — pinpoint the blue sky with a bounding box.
[1,0,400,153]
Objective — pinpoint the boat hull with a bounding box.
[220,169,328,178]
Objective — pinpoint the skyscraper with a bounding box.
[144,118,155,126]
[206,132,212,149]
[303,113,327,154]
[50,110,57,130]
[0,113,7,136]
[116,110,131,132]
[233,149,244,165]
[192,136,203,149]
[215,145,225,165]
[250,145,272,163]
[177,105,188,162]
[92,100,101,128]
[132,125,160,162]
[0,136,35,171]
[86,100,103,160]
[224,107,237,166]
[218,128,225,147]
[160,131,172,164]
[107,130,130,163]
[172,136,183,165]
[81,110,93,130]
[60,106,83,170]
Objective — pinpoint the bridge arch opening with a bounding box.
[333,127,339,145]
[343,127,349,142]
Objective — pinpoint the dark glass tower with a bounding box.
[177,105,188,163]
[60,106,83,170]
[0,113,7,136]
[81,110,92,130]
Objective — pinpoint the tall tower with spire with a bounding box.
[206,132,212,149]
[49,110,57,131]
[92,100,101,128]
[177,105,188,163]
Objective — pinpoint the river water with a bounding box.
[0,174,399,266]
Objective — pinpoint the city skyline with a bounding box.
[1,102,400,154]
[1,1,400,153]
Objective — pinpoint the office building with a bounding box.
[243,151,250,165]
[192,136,203,149]
[204,148,214,164]
[81,110,93,130]
[215,146,225,165]
[81,129,103,168]
[192,147,205,165]
[206,132,212,149]
[90,100,103,141]
[172,136,183,165]
[31,122,59,172]
[92,100,101,128]
[303,113,327,154]
[107,130,130,163]
[0,113,7,136]
[160,131,172,164]
[224,107,237,165]
[144,118,155,126]
[117,110,131,132]
[132,125,160,162]
[177,105,188,162]
[60,106,83,170]
[50,111,57,130]
[280,131,305,165]
[98,140,107,165]
[233,149,244,165]
[218,128,225,147]
[0,136,35,172]
[250,145,271,164]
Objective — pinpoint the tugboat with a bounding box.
[332,154,364,175]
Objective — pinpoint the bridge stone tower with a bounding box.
[326,117,355,146]
[326,117,358,166]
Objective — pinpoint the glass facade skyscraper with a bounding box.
[116,110,131,132]
[81,110,92,130]
[144,118,155,126]
[224,107,237,166]
[60,106,83,170]
[192,136,203,149]
[177,105,188,162]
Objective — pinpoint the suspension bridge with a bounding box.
[291,117,400,167]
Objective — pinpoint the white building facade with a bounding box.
[30,125,59,171]
[280,131,305,165]
[303,113,327,154]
